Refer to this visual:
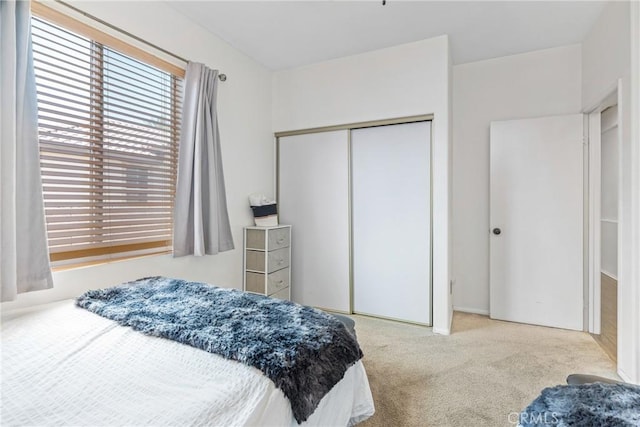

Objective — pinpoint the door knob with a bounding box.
[492,228,501,235]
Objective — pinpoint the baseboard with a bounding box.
[433,326,450,335]
[433,308,453,335]
[453,306,490,316]
[617,368,633,384]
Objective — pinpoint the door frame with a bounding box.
[586,86,620,335]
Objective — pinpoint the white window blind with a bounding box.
[32,16,182,263]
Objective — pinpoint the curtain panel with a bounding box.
[173,62,234,257]
[0,0,53,301]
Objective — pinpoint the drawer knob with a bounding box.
[277,259,284,265]
[276,238,285,244]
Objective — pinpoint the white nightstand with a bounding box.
[243,225,291,300]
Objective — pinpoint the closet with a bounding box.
[278,130,351,312]
[277,118,432,325]
[595,103,619,361]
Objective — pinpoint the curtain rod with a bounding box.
[54,0,227,81]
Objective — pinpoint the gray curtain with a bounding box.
[173,62,234,257]
[0,0,53,301]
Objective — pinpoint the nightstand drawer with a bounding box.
[267,268,290,295]
[245,268,290,295]
[268,248,289,272]
[269,286,290,301]
[268,227,290,250]
[245,247,289,273]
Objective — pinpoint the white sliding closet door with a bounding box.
[278,130,351,312]
[352,121,431,324]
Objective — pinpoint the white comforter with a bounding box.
[1,300,374,426]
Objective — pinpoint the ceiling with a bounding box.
[166,1,608,70]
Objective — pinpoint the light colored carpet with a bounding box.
[356,311,618,427]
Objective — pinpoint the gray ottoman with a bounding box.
[566,374,623,385]
[329,313,357,339]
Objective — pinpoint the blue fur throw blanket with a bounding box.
[76,276,362,423]
[520,382,640,426]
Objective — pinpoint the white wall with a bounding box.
[273,37,453,334]
[582,0,637,384]
[582,2,631,111]
[630,2,640,383]
[631,0,640,386]
[452,45,582,314]
[2,1,274,311]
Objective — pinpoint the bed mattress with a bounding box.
[1,300,374,426]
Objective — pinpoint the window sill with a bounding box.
[51,250,172,273]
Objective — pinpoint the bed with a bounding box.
[1,278,374,426]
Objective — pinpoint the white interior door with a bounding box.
[352,121,431,324]
[278,130,350,312]
[490,115,583,331]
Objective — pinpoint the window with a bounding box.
[31,13,182,263]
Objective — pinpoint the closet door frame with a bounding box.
[586,88,620,335]
[275,114,434,325]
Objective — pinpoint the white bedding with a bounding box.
[1,300,374,426]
